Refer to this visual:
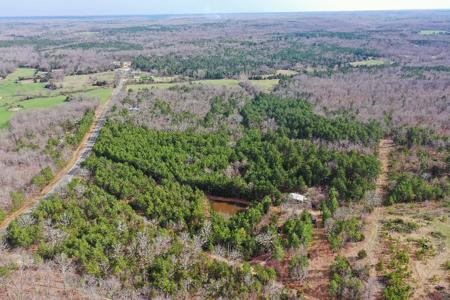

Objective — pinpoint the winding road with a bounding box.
[0,64,130,231]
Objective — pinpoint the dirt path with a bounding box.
[365,139,394,299]
[302,216,336,300]
[301,139,394,299]
[345,139,394,299]
[375,139,394,192]
[360,207,384,300]
[0,64,130,231]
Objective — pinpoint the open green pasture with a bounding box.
[0,68,114,128]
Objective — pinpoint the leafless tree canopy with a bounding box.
[0,98,98,209]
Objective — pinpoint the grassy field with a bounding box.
[250,79,279,91]
[60,71,114,93]
[276,69,298,76]
[128,82,178,91]
[350,59,390,67]
[419,30,448,36]
[19,95,67,110]
[0,110,13,128]
[382,202,450,298]
[192,79,240,86]
[128,78,279,92]
[0,69,49,100]
[3,68,37,82]
[0,68,114,128]
[153,76,177,83]
[83,88,113,103]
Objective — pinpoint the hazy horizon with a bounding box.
[1,0,449,17]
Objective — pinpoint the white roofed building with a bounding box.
[288,193,308,203]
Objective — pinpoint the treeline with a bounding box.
[132,41,380,79]
[241,94,383,145]
[132,51,262,79]
[65,42,144,51]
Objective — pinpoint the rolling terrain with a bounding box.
[0,11,448,300]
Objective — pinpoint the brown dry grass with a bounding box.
[384,202,450,299]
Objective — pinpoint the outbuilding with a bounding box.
[288,193,308,203]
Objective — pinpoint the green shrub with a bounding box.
[32,167,54,188]
[329,256,365,299]
[66,110,95,146]
[383,245,413,300]
[0,208,6,222]
[6,219,42,248]
[0,263,18,278]
[10,191,26,211]
[413,238,435,260]
[321,188,340,224]
[357,250,367,260]
[328,217,364,250]
[282,211,313,249]
[388,173,445,204]
[383,218,419,233]
[393,126,436,148]
[289,254,309,279]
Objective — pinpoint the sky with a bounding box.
[1,0,449,17]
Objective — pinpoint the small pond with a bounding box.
[208,199,248,219]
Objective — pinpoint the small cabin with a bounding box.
[288,193,308,203]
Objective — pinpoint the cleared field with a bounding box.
[128,78,279,91]
[0,90,111,128]
[83,88,113,103]
[382,202,450,299]
[153,76,177,83]
[0,110,13,128]
[194,79,279,91]
[250,79,279,91]
[18,95,67,110]
[192,79,240,86]
[0,68,115,127]
[59,71,114,93]
[0,95,67,127]
[3,68,37,82]
[1,68,53,102]
[276,69,298,76]
[132,72,178,84]
[350,59,390,67]
[128,82,178,90]
[419,30,448,35]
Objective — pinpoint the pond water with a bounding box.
[209,200,247,219]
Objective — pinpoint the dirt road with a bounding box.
[301,139,394,299]
[343,139,393,299]
[364,139,394,299]
[0,64,130,231]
